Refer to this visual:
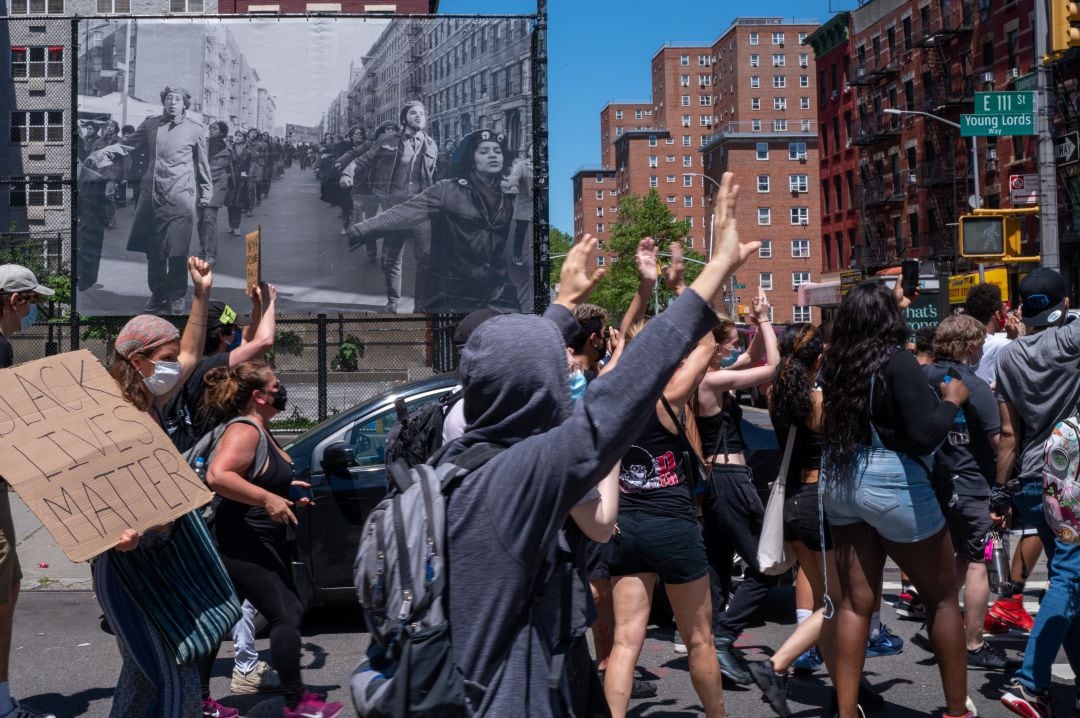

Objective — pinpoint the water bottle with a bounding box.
[943,373,970,445]
[985,531,1010,594]
[194,456,207,483]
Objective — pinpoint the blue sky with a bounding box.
[440,0,848,233]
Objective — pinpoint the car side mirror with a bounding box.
[321,442,355,474]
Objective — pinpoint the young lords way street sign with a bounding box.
[961,113,1036,137]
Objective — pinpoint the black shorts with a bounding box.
[783,481,831,552]
[584,539,609,581]
[946,494,993,563]
[605,510,708,585]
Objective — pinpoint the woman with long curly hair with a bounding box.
[820,282,972,718]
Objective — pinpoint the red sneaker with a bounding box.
[988,594,1035,634]
[201,699,239,718]
[283,693,344,718]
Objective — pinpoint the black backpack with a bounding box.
[384,389,462,473]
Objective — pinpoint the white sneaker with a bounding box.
[230,660,283,694]
[673,630,687,655]
[2,700,56,718]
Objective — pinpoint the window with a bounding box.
[649,176,658,188]
[9,111,63,143]
[681,115,691,128]
[790,207,810,224]
[648,156,658,168]
[772,32,785,45]
[595,190,604,200]
[609,190,617,196]
[97,0,130,10]
[596,223,604,233]
[170,0,203,11]
[680,54,690,66]
[699,115,711,127]
[798,32,808,43]
[8,0,63,12]
[760,272,773,291]
[759,240,772,258]
[683,196,694,207]
[750,75,760,89]
[773,75,787,88]
[665,137,675,145]
[648,135,658,147]
[683,174,694,187]
[682,135,691,146]
[773,97,787,111]
[681,95,691,107]
[773,119,787,132]
[11,47,63,80]
[794,305,812,323]
[665,155,675,163]
[789,174,809,193]
[756,142,769,160]
[680,74,690,87]
[596,207,604,217]
[699,54,710,66]
[757,174,770,192]
[799,74,809,88]
[666,175,676,183]
[595,173,605,183]
[699,74,712,87]
[667,195,676,204]
[614,110,623,120]
[9,175,62,207]
[597,256,605,267]
[800,96,810,109]
[791,239,811,257]
[750,54,760,67]
[758,208,771,225]
[792,271,811,288]
[682,155,692,167]
[751,97,761,110]
[799,52,809,67]
[751,119,762,131]
[772,54,786,67]
[788,142,807,160]
[700,96,712,106]
[749,32,760,45]
[634,109,643,120]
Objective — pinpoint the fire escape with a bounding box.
[1053,66,1080,239]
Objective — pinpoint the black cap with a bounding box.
[207,300,250,335]
[453,308,509,347]
[1020,268,1068,327]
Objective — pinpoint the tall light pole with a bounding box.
[884,107,983,280]
[685,171,735,317]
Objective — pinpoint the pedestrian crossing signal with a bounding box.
[959,214,1021,259]
[1050,1,1080,58]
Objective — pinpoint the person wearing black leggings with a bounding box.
[198,360,343,718]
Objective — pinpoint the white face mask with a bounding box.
[142,360,182,396]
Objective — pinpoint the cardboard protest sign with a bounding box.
[0,350,212,562]
[246,226,261,293]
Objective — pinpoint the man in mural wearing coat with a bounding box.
[197,120,232,267]
[96,86,212,314]
[338,100,437,313]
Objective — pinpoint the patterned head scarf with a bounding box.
[115,314,180,360]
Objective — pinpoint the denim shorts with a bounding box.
[823,447,946,544]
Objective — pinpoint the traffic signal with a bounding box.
[1050,1,1080,57]
[959,214,1022,259]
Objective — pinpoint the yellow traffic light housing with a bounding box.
[1050,1,1080,57]
[959,214,1022,259]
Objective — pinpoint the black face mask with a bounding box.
[271,383,288,412]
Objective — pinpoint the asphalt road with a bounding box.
[77,164,419,316]
[8,561,1073,718]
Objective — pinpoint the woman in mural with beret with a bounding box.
[345,129,527,313]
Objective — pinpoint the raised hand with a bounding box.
[635,237,659,285]
[691,172,760,306]
[555,234,606,310]
[751,286,771,324]
[188,256,213,296]
[663,240,686,293]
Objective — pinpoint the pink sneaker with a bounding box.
[283,693,344,718]
[201,699,239,718]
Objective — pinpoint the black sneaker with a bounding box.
[967,643,1019,670]
[630,677,657,700]
[748,661,792,717]
[714,636,752,685]
[911,623,932,652]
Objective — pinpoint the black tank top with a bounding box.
[216,430,294,543]
[618,408,694,519]
[697,394,746,456]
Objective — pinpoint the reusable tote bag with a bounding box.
[757,426,798,576]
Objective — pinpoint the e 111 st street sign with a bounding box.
[961,112,1036,137]
[975,91,1036,114]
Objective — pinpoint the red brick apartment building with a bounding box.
[219,0,435,14]
[702,18,821,324]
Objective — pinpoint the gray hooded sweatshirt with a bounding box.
[445,290,718,716]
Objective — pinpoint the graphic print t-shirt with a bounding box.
[618,409,693,518]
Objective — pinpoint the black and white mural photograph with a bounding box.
[76,16,536,315]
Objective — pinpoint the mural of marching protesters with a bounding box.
[75,16,537,316]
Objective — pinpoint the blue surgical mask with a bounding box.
[225,328,242,351]
[568,368,588,402]
[720,349,741,369]
[19,303,37,332]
